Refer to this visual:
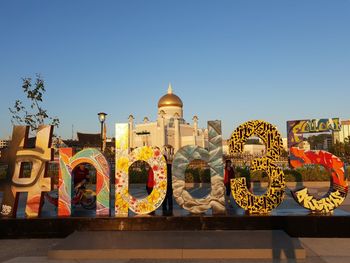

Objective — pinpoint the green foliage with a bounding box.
[0,165,7,180]
[329,139,350,164]
[283,169,303,182]
[292,165,330,181]
[185,168,210,183]
[129,162,149,184]
[235,167,266,185]
[235,165,333,182]
[307,134,331,150]
[9,74,59,131]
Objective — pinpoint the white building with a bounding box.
[242,144,266,155]
[128,84,207,155]
[333,120,350,143]
[223,138,267,156]
[0,139,10,149]
[282,138,288,152]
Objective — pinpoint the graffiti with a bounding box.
[0,125,53,218]
[172,121,225,214]
[287,118,341,148]
[289,147,348,213]
[228,120,286,214]
[58,148,111,216]
[115,123,167,216]
[293,188,344,213]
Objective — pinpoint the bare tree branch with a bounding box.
[9,74,60,132]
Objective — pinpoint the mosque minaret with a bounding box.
[128,84,207,156]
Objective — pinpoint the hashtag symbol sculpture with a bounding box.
[0,125,53,218]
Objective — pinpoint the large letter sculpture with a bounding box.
[172,120,225,214]
[228,120,286,214]
[0,125,53,218]
[115,123,167,216]
[58,148,110,216]
[289,147,348,213]
[287,118,341,148]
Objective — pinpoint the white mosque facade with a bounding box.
[127,84,208,155]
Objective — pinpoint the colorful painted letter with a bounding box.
[172,121,225,214]
[229,120,286,214]
[58,148,110,216]
[115,123,167,216]
[289,147,348,213]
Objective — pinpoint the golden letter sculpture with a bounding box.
[0,125,53,218]
[115,123,167,216]
[228,120,286,214]
[172,121,225,214]
[289,147,348,213]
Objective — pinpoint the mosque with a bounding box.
[127,84,208,157]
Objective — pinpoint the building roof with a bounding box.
[77,132,101,146]
[158,83,183,108]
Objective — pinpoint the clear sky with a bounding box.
[0,0,349,140]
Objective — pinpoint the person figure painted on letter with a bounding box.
[73,164,90,190]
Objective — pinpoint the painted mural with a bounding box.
[287,118,341,148]
[58,148,110,216]
[172,120,225,214]
[115,123,167,216]
[289,147,348,213]
[228,120,286,214]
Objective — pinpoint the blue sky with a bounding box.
[0,0,349,139]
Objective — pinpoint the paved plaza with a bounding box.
[1,236,350,263]
[1,182,350,262]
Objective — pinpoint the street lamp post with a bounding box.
[97,112,107,151]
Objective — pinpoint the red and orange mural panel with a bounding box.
[290,147,348,213]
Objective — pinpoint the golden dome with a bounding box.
[158,84,183,108]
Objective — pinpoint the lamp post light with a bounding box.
[97,112,107,151]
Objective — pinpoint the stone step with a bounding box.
[48,230,305,260]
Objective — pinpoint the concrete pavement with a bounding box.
[1,237,350,262]
[1,183,350,262]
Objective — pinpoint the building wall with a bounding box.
[159,105,183,121]
[0,140,9,149]
[282,138,288,151]
[133,122,158,147]
[179,124,195,136]
[131,121,206,149]
[243,144,266,155]
[323,136,333,151]
[333,120,350,143]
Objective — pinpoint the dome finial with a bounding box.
[168,83,173,94]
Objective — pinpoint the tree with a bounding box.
[345,136,350,144]
[329,141,345,157]
[9,74,59,132]
[307,134,330,150]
